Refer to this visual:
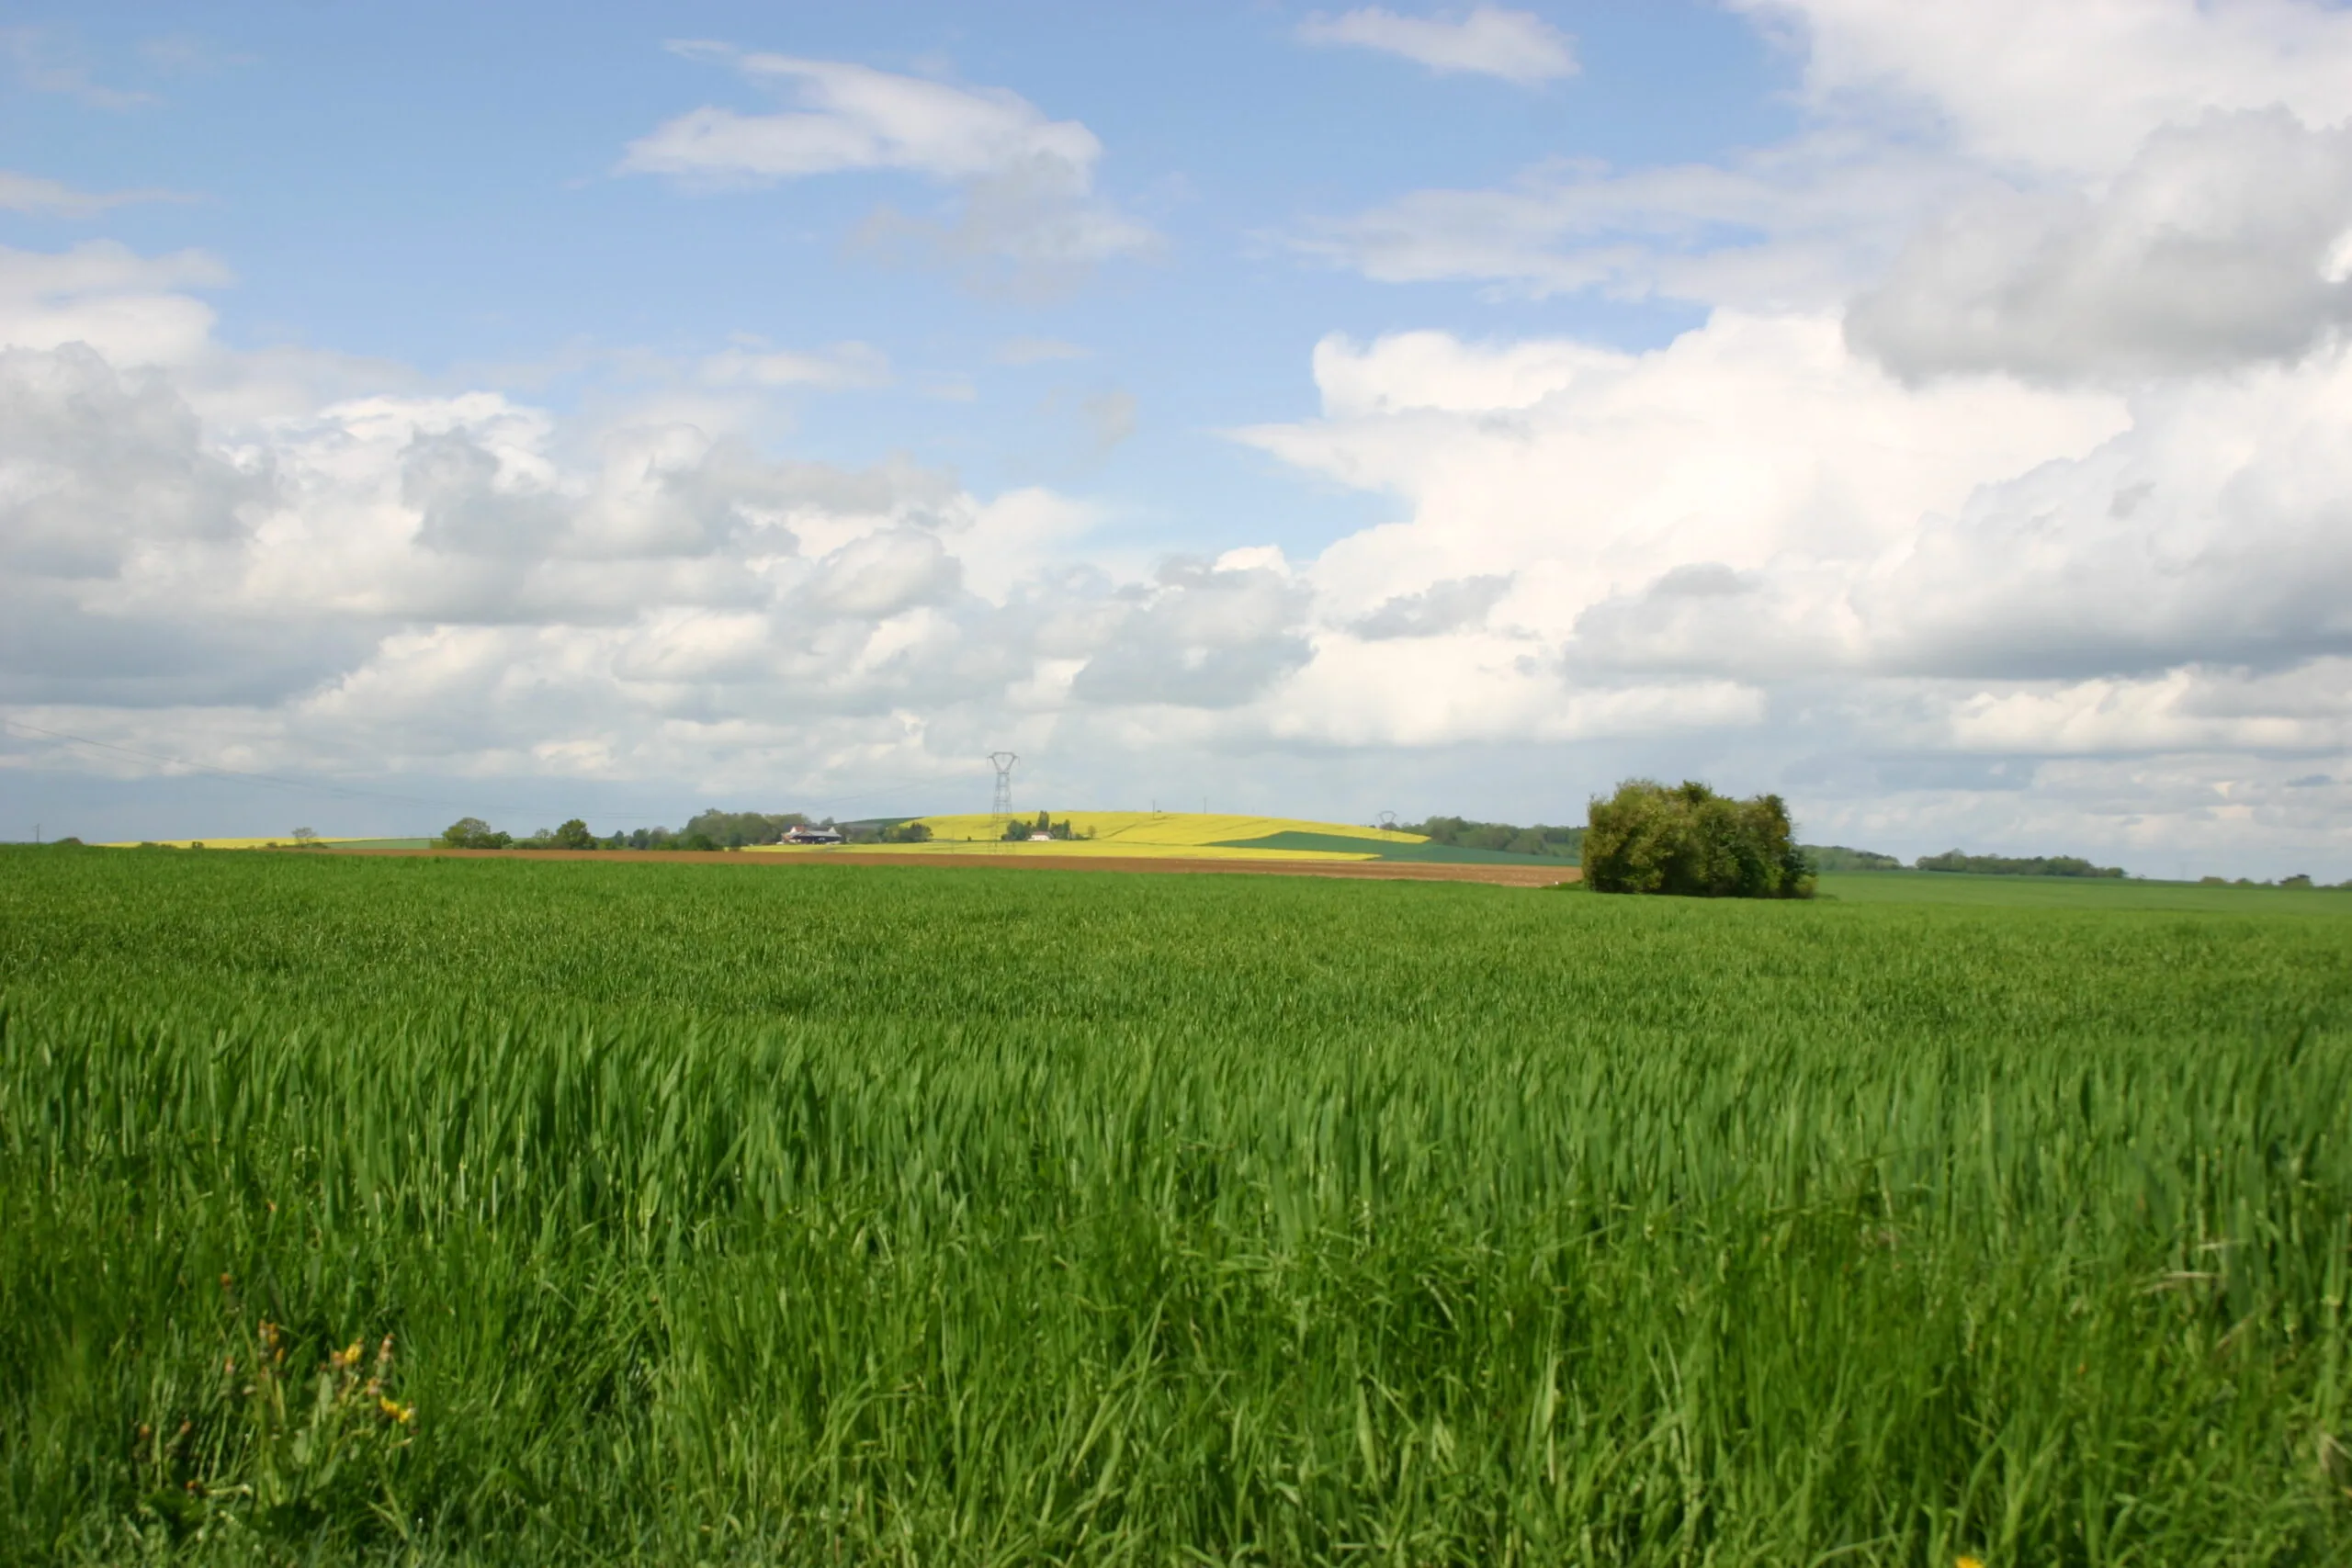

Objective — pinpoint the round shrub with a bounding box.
[1581,779,1814,898]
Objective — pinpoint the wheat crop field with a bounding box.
[4,845,2351,1564]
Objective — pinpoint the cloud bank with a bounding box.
[1267,0,2352,868]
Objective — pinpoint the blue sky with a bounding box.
[6,3,2352,876]
[6,2,1765,552]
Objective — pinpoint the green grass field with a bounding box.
[4,846,2350,1564]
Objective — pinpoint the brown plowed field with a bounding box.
[325,847,1577,887]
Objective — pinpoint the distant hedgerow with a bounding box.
[1916,849,2124,878]
[1582,779,1815,898]
[1806,843,1903,872]
[435,817,512,851]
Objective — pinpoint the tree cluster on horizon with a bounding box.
[1001,810,1086,842]
[1581,781,1814,899]
[1396,816,1583,859]
[436,809,933,852]
[1915,849,2124,879]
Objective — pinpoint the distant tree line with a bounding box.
[854,819,935,844]
[1804,844,1904,871]
[665,810,810,848]
[1915,850,2124,878]
[1797,845,2127,877]
[1807,847,2352,886]
[1663,833,2352,887]
[439,817,601,851]
[436,809,932,852]
[1394,816,1584,859]
[1002,810,1088,841]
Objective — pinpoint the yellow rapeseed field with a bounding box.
[744,839,1377,862]
[898,811,1420,851]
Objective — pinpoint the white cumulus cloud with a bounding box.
[1227,309,2352,864]
[698,340,893,389]
[619,44,1154,285]
[1848,109,2352,383]
[622,46,1102,185]
[1296,6,1577,85]
[1736,0,2352,178]
[0,169,188,218]
[0,242,229,367]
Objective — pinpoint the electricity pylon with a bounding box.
[988,751,1017,833]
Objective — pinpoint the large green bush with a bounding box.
[1582,778,1815,897]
